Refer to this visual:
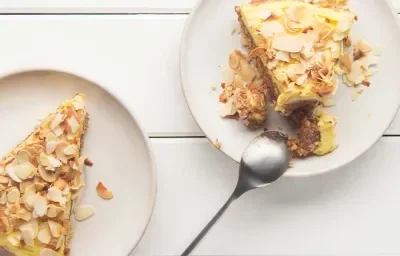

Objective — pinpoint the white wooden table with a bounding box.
[1,1,400,255]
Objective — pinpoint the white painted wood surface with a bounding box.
[0,0,399,13]
[135,137,400,255]
[0,15,399,136]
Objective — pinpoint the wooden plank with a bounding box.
[134,137,400,255]
[0,15,397,136]
[0,0,196,13]
[0,0,398,13]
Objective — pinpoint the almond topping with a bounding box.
[63,145,77,156]
[56,142,72,164]
[272,35,303,53]
[48,220,62,238]
[38,165,56,183]
[7,187,20,203]
[38,224,51,244]
[33,195,48,217]
[74,205,95,221]
[14,164,36,180]
[51,113,65,130]
[0,176,9,184]
[56,235,65,250]
[67,116,80,134]
[248,47,266,59]
[0,217,9,232]
[96,182,114,200]
[7,235,20,246]
[21,228,34,247]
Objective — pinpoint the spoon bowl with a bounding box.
[181,131,291,256]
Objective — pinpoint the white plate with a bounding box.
[0,70,156,255]
[181,0,400,177]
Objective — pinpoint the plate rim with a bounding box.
[0,67,158,255]
[180,0,400,178]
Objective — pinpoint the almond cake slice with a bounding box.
[0,94,89,256]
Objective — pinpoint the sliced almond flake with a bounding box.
[14,164,36,180]
[55,142,72,164]
[0,192,7,205]
[260,21,285,38]
[7,188,20,203]
[72,95,85,110]
[275,51,290,62]
[40,248,59,256]
[287,82,295,91]
[74,205,95,221]
[47,204,64,218]
[53,126,64,137]
[19,219,38,237]
[6,165,22,183]
[38,165,56,183]
[366,67,378,76]
[63,145,78,156]
[333,32,346,41]
[17,150,31,165]
[336,15,352,32]
[67,116,80,134]
[51,113,64,130]
[295,73,308,85]
[343,73,355,86]
[33,195,48,217]
[21,180,35,193]
[220,98,238,118]
[355,39,373,54]
[48,220,62,238]
[24,194,38,210]
[339,53,353,73]
[48,156,62,169]
[54,178,67,191]
[47,187,66,205]
[45,141,58,155]
[0,217,9,232]
[346,60,365,85]
[0,176,10,184]
[0,184,5,192]
[323,98,336,107]
[222,67,234,84]
[272,35,303,53]
[7,235,20,246]
[21,228,34,247]
[96,182,114,200]
[56,234,65,250]
[17,207,32,221]
[38,224,51,244]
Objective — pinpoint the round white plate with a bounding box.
[181,0,400,177]
[0,70,156,255]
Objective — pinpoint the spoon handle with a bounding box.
[181,192,239,256]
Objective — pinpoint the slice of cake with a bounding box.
[288,107,337,157]
[0,94,89,256]
[235,0,356,115]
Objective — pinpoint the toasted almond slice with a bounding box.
[45,141,58,155]
[96,182,114,200]
[56,234,65,250]
[73,95,85,110]
[47,187,66,205]
[54,178,67,191]
[17,150,31,165]
[0,192,7,205]
[260,21,284,37]
[74,205,95,221]
[33,195,48,217]
[7,235,20,246]
[67,116,80,134]
[17,207,32,221]
[51,113,64,130]
[56,142,72,164]
[248,47,266,59]
[47,204,64,218]
[63,145,78,156]
[0,176,8,184]
[272,35,303,53]
[53,126,65,137]
[48,156,62,169]
[48,220,62,238]
[0,184,5,192]
[355,39,372,54]
[38,165,56,183]
[14,164,36,180]
[256,10,271,20]
[21,228,34,247]
[40,248,59,256]
[229,50,243,72]
[295,73,308,85]
[0,217,9,232]
[6,165,22,183]
[339,53,353,73]
[7,188,20,203]
[39,152,51,167]
[38,224,51,244]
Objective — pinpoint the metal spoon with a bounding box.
[181,131,291,256]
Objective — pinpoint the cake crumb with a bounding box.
[210,85,216,91]
[213,139,222,149]
[231,28,237,35]
[351,89,364,101]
